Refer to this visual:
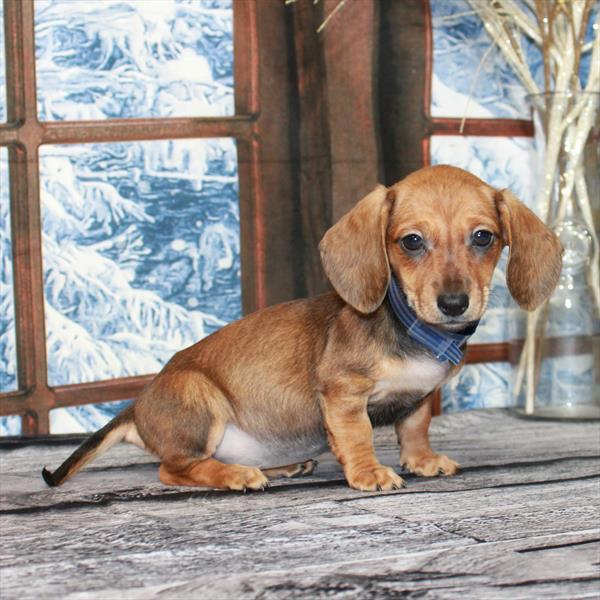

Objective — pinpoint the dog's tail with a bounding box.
[42,405,137,487]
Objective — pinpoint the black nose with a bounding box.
[437,293,469,317]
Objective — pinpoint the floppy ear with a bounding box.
[496,189,563,310]
[319,185,393,314]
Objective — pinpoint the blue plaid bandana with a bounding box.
[387,276,479,365]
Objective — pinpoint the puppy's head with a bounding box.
[319,165,562,329]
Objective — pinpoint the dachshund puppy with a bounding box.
[42,165,562,492]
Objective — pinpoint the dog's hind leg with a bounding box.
[159,458,268,490]
[136,368,270,491]
[262,459,318,479]
[161,458,319,489]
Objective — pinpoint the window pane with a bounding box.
[0,148,17,393]
[0,0,6,121]
[0,415,21,436]
[431,135,536,344]
[442,363,512,412]
[430,135,536,201]
[430,0,538,119]
[40,138,241,386]
[0,148,19,436]
[35,0,234,121]
[430,1,598,119]
[51,399,132,434]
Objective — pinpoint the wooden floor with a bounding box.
[1,409,599,599]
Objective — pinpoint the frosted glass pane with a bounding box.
[430,135,536,205]
[442,363,512,412]
[51,400,132,434]
[35,0,234,121]
[0,2,5,121]
[0,148,17,393]
[0,415,21,436]
[431,0,536,119]
[40,138,241,386]
[430,0,597,119]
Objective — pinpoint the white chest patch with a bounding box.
[369,357,449,404]
[213,424,327,468]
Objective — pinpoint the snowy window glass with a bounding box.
[51,399,133,436]
[35,0,234,121]
[0,147,20,435]
[41,138,241,389]
[0,148,16,394]
[430,0,539,119]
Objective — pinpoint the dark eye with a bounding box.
[472,230,494,248]
[401,234,425,253]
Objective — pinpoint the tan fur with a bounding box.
[495,189,563,309]
[384,166,505,324]
[320,381,406,491]
[159,458,268,490]
[319,185,393,314]
[65,425,127,477]
[395,396,459,476]
[42,165,562,492]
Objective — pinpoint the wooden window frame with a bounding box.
[0,0,297,435]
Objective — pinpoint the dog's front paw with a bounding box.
[347,465,405,492]
[401,452,459,477]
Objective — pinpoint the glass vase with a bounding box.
[510,92,600,419]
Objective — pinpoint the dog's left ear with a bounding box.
[319,185,393,313]
[495,189,563,310]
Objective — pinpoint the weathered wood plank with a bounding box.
[0,497,466,598]
[1,493,598,599]
[350,478,600,543]
[1,410,598,599]
[68,537,599,600]
[2,451,598,515]
[2,410,598,512]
